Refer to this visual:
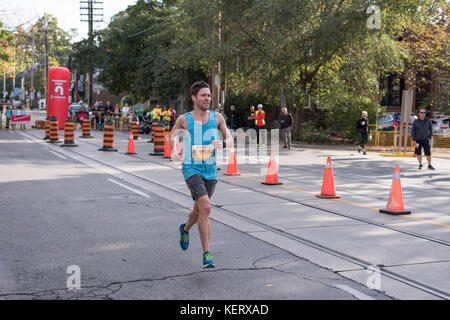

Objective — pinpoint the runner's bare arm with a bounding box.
[169,115,186,151]
[216,112,233,148]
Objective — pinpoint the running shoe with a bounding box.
[363,151,367,155]
[202,251,215,268]
[419,164,423,169]
[179,223,189,251]
[428,164,435,170]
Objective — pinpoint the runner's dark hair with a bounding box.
[190,81,210,97]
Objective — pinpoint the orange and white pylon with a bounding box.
[379,165,411,215]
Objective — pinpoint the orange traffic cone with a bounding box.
[316,157,340,199]
[126,132,137,155]
[224,147,240,176]
[379,165,411,215]
[163,135,172,159]
[262,150,282,185]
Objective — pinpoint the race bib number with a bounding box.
[192,145,214,161]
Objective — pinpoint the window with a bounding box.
[380,75,404,107]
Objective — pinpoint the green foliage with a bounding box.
[68,0,447,139]
[298,121,334,144]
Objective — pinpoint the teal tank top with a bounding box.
[182,111,218,180]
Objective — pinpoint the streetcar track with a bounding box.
[22,130,450,299]
[74,133,450,245]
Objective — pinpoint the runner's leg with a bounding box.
[184,201,200,232]
[196,194,211,253]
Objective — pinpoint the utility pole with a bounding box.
[12,46,16,100]
[80,0,104,108]
[3,70,6,99]
[44,13,48,109]
[31,26,35,108]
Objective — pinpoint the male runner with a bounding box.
[169,81,233,268]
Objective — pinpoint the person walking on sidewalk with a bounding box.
[412,108,434,170]
[279,107,293,149]
[356,111,371,155]
[169,81,233,268]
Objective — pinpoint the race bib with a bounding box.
[192,145,214,162]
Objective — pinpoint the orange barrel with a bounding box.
[150,119,159,142]
[43,116,51,140]
[163,121,170,137]
[149,123,165,155]
[61,119,78,147]
[47,116,61,143]
[131,117,139,140]
[98,119,118,152]
[80,118,93,138]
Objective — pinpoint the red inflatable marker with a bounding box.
[47,67,70,129]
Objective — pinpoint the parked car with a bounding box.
[430,118,450,134]
[440,117,450,127]
[378,113,417,131]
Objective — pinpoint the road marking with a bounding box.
[333,284,376,300]
[107,178,150,198]
[49,150,68,159]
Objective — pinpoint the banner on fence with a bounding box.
[11,115,31,124]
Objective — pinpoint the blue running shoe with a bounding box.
[179,224,189,251]
[203,251,215,268]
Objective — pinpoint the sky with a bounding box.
[0,0,137,41]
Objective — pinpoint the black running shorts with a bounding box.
[185,174,217,201]
[414,139,431,156]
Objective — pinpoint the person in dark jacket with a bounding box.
[226,104,239,131]
[356,111,371,155]
[279,107,293,149]
[412,108,434,170]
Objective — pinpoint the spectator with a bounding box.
[279,107,293,149]
[75,104,89,128]
[114,103,120,130]
[122,103,130,129]
[96,100,106,130]
[169,106,176,130]
[135,101,144,122]
[105,101,114,118]
[412,108,434,170]
[247,105,256,142]
[255,104,266,147]
[4,106,11,129]
[227,104,239,131]
[11,106,18,130]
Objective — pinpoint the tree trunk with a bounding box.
[183,69,191,112]
[292,105,304,140]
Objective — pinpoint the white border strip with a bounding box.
[333,284,376,300]
[49,150,68,160]
[107,178,150,198]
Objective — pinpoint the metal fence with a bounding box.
[366,125,450,153]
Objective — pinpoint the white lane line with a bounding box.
[107,178,150,198]
[49,150,68,160]
[333,284,376,300]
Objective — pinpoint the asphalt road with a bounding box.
[0,129,390,300]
